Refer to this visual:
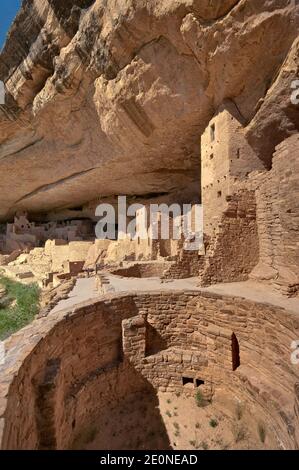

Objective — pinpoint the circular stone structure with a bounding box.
[0,290,298,450]
[111,261,170,278]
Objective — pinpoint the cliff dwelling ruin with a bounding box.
[0,0,298,453]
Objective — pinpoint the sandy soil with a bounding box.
[73,388,279,451]
[157,389,278,450]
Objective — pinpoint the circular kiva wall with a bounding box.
[0,291,298,450]
[112,262,168,278]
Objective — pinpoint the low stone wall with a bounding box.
[112,262,170,278]
[0,290,298,449]
[162,248,201,279]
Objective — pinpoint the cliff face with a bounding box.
[0,0,298,220]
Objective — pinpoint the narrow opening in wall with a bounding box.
[195,379,205,387]
[182,376,194,387]
[217,191,222,198]
[232,333,240,371]
[145,323,167,356]
[210,153,214,160]
[117,336,124,363]
[210,123,215,142]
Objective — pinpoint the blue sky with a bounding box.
[0,0,22,49]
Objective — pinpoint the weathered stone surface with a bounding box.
[0,290,298,449]
[0,0,298,219]
[246,36,299,167]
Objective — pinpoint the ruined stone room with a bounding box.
[0,0,298,461]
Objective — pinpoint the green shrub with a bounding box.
[195,389,211,408]
[209,419,218,428]
[195,390,204,407]
[0,276,40,340]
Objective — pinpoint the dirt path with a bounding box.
[51,276,299,315]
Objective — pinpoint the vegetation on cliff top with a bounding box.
[0,275,40,340]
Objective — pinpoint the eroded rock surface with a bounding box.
[0,0,298,219]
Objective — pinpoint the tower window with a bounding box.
[182,376,194,387]
[195,379,205,387]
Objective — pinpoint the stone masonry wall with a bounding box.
[123,291,299,448]
[0,291,298,449]
[0,294,145,450]
[199,190,258,285]
[112,261,170,278]
[198,112,298,295]
[162,248,201,279]
[196,135,298,293]
[201,101,264,238]
[250,134,299,296]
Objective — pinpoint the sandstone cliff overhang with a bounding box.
[0,0,298,220]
